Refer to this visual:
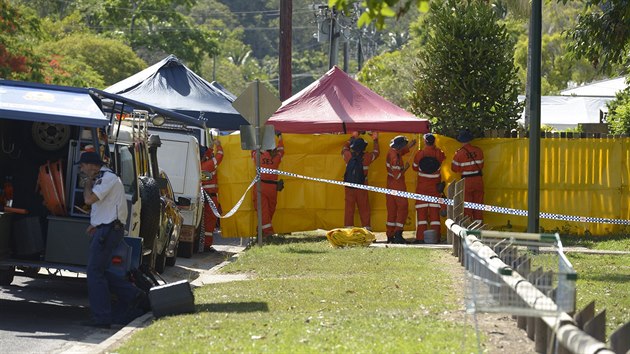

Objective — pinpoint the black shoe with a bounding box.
[81,320,111,329]
[204,246,217,253]
[387,237,394,244]
[393,231,405,244]
[414,239,425,244]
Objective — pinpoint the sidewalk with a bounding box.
[59,234,249,354]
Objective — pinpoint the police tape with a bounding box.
[260,167,630,226]
[202,175,260,218]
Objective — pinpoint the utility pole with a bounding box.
[328,8,339,69]
[357,38,363,71]
[527,0,542,234]
[279,0,292,100]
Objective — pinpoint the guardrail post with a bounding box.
[575,301,595,329]
[609,321,630,354]
[535,317,548,353]
[584,310,606,342]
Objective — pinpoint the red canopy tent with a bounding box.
[267,66,430,134]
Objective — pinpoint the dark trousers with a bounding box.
[87,223,140,324]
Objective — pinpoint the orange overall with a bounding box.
[412,145,446,241]
[342,139,379,229]
[451,143,484,222]
[385,145,411,238]
[201,144,223,248]
[252,138,284,237]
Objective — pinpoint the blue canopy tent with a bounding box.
[105,55,248,131]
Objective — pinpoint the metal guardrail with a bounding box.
[445,178,619,354]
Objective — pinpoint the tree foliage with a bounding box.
[66,0,220,71]
[409,0,523,138]
[567,0,630,69]
[607,84,630,135]
[36,33,146,87]
[0,0,43,81]
[329,0,429,29]
[357,48,415,108]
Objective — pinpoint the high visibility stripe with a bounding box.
[216,150,224,155]
[262,223,273,229]
[429,203,440,208]
[205,232,213,236]
[386,222,396,226]
[456,160,483,167]
[417,221,428,225]
[386,163,402,170]
[387,173,395,178]
[418,172,440,178]
[415,203,429,208]
[203,184,217,189]
[462,170,482,176]
[212,157,218,165]
[430,221,441,226]
[412,163,418,168]
[395,223,404,227]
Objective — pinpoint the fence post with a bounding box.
[609,321,630,354]
[575,301,595,329]
[584,310,606,342]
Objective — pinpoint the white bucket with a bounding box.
[424,230,439,244]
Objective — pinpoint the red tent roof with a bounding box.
[267,66,429,134]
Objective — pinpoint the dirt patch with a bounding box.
[439,248,537,353]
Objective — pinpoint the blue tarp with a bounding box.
[105,55,248,131]
[0,79,108,127]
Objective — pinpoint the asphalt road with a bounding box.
[0,236,248,354]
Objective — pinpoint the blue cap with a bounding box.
[424,133,435,145]
[75,152,104,165]
[457,129,473,143]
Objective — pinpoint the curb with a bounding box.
[59,240,248,354]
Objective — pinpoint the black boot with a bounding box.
[393,230,405,244]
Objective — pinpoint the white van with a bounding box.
[148,126,204,258]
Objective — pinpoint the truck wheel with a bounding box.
[155,251,167,274]
[0,267,15,286]
[196,211,205,253]
[166,241,178,267]
[138,176,161,269]
[177,241,193,258]
[31,122,72,151]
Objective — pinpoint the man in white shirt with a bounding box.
[78,151,145,328]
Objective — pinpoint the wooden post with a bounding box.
[584,310,606,342]
[574,301,595,329]
[535,318,548,353]
[279,0,292,100]
[609,321,630,354]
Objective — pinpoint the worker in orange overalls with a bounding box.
[451,129,484,223]
[252,132,284,238]
[412,133,446,243]
[201,137,223,252]
[341,131,380,230]
[386,135,416,244]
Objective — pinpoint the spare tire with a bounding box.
[138,176,161,261]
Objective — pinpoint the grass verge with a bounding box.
[117,236,479,353]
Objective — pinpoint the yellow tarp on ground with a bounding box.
[216,133,630,237]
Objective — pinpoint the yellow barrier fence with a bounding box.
[216,133,630,237]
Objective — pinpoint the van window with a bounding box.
[119,146,136,195]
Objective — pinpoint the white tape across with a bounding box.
[259,167,630,226]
